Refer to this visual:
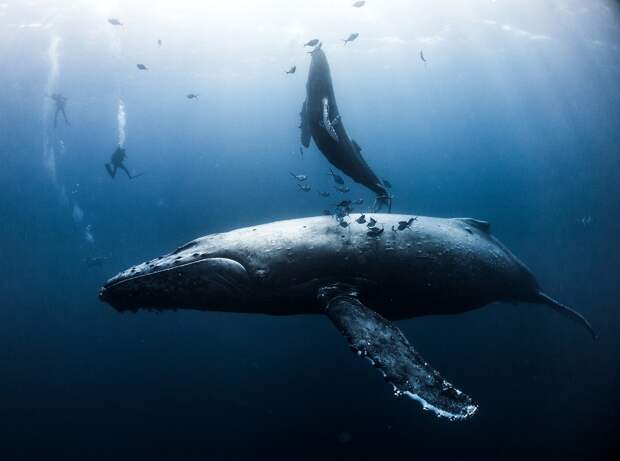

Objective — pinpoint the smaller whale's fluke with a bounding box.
[536,292,597,340]
[374,190,392,212]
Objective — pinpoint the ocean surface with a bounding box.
[1,1,619,459]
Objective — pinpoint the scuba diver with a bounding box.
[49,93,70,127]
[105,146,143,180]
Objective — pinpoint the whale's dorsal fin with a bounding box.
[352,139,362,153]
[458,218,490,233]
[318,286,478,421]
[300,99,311,148]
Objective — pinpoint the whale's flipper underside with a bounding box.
[324,294,478,420]
[300,100,311,148]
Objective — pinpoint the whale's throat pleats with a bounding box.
[322,293,478,421]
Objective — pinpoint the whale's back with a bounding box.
[171,214,540,317]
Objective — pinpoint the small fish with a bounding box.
[335,185,350,193]
[420,50,427,63]
[356,214,366,224]
[108,18,122,26]
[298,184,311,192]
[186,93,199,99]
[367,217,377,228]
[304,39,320,47]
[352,1,366,7]
[318,191,330,197]
[339,220,350,228]
[343,33,359,45]
[322,209,332,216]
[335,206,349,219]
[328,168,345,185]
[290,172,308,181]
[382,179,392,188]
[397,217,417,231]
[353,198,364,205]
[157,39,162,47]
[367,226,384,237]
[285,65,296,75]
[299,146,304,159]
[337,200,352,208]
[137,64,148,70]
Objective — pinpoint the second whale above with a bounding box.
[300,45,391,210]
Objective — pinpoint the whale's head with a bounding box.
[99,240,251,312]
[307,46,331,87]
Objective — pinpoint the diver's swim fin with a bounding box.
[105,163,114,178]
[319,287,478,420]
[129,172,145,180]
[536,292,597,340]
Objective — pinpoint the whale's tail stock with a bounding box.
[535,291,597,341]
[373,193,392,213]
[373,183,392,212]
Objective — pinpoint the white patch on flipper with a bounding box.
[394,386,478,421]
[360,345,476,419]
[321,97,339,142]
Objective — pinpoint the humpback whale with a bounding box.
[100,214,595,420]
[300,47,391,210]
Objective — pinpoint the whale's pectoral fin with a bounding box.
[300,100,311,148]
[321,97,340,143]
[321,292,478,420]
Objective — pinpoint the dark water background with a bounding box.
[1,1,619,459]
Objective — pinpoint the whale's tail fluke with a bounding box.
[535,292,597,341]
[373,193,392,213]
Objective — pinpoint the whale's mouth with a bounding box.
[99,257,251,312]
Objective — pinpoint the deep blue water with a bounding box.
[1,1,619,459]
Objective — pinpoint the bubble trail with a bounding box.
[117,99,126,147]
[42,34,61,182]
